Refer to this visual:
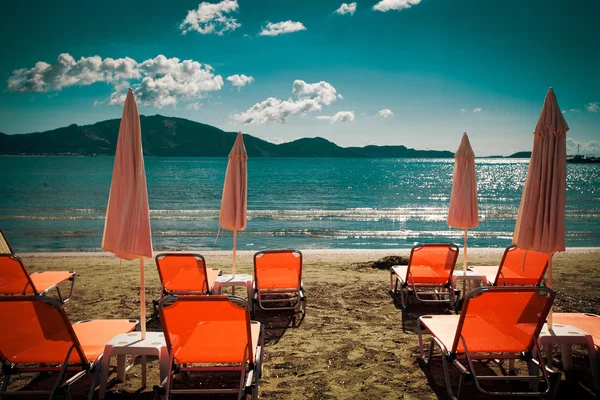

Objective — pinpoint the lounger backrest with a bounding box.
[495,245,549,285]
[155,253,209,294]
[407,244,459,284]
[254,250,302,289]
[159,295,253,364]
[452,286,554,354]
[0,254,38,295]
[0,227,14,254]
[0,296,87,365]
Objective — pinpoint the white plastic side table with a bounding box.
[213,274,254,313]
[99,331,169,399]
[538,323,600,389]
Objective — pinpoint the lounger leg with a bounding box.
[99,345,113,399]
[88,359,103,400]
[441,352,458,400]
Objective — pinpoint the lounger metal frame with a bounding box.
[0,254,76,303]
[156,295,264,400]
[417,286,558,399]
[389,243,459,310]
[0,296,137,400]
[253,249,305,314]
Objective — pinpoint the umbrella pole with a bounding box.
[547,254,554,330]
[140,257,146,340]
[232,230,237,278]
[463,229,468,275]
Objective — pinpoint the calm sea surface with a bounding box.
[0,156,598,252]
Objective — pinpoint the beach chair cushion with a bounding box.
[391,264,450,285]
[29,271,76,293]
[421,287,553,354]
[254,250,302,290]
[0,297,136,365]
[156,253,220,294]
[161,295,259,364]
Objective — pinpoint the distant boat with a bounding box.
[567,144,600,163]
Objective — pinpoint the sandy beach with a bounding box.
[7,248,600,399]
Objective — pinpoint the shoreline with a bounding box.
[18,246,600,258]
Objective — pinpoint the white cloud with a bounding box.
[93,100,104,107]
[179,0,240,35]
[569,108,581,113]
[7,53,140,92]
[373,0,421,12]
[227,74,254,89]
[567,138,600,156]
[335,2,357,15]
[8,53,224,108]
[187,102,202,110]
[233,79,341,124]
[292,80,342,105]
[460,108,467,113]
[586,102,599,112]
[259,21,307,36]
[317,111,355,124]
[472,107,482,113]
[378,108,393,118]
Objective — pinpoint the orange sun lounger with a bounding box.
[418,286,558,399]
[0,296,137,399]
[155,295,264,399]
[390,243,459,310]
[155,253,221,296]
[0,254,76,303]
[469,245,549,286]
[253,249,305,314]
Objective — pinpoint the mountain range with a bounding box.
[0,115,527,158]
[0,115,457,157]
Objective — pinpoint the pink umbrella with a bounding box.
[219,131,247,277]
[513,87,568,328]
[447,132,479,275]
[102,88,153,339]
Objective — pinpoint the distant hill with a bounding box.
[0,115,455,158]
[508,151,532,158]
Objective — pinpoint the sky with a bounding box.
[1,0,599,156]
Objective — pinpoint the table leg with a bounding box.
[585,338,600,389]
[560,344,573,370]
[116,354,127,381]
[544,343,553,366]
[213,282,222,295]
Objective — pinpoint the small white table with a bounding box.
[99,331,169,399]
[213,274,254,312]
[538,323,600,389]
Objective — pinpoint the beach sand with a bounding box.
[7,248,600,399]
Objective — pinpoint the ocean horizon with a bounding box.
[1,156,598,252]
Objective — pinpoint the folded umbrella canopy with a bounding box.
[447,132,478,275]
[102,89,152,339]
[219,132,248,277]
[513,87,568,328]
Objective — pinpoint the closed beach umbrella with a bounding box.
[513,87,568,328]
[102,88,153,339]
[447,132,478,275]
[219,131,247,277]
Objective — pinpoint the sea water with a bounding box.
[0,156,598,252]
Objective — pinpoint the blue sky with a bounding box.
[1,0,599,156]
